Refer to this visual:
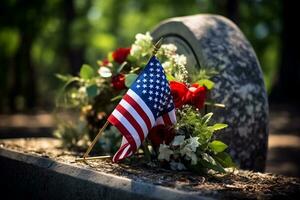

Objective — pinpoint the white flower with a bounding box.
[160,44,177,57]
[187,136,200,152]
[130,32,153,58]
[98,67,112,78]
[172,135,185,146]
[158,144,173,161]
[170,161,186,170]
[173,54,187,66]
[179,137,200,165]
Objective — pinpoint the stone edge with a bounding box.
[0,146,215,200]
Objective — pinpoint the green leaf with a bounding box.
[213,152,236,168]
[197,79,215,90]
[200,153,226,173]
[209,140,228,153]
[86,84,98,97]
[80,64,94,79]
[202,112,213,124]
[108,52,114,62]
[211,123,228,131]
[166,74,176,81]
[55,74,73,82]
[125,74,138,87]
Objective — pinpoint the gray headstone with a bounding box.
[151,14,269,172]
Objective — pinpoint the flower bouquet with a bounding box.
[55,32,235,174]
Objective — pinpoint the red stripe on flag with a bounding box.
[112,142,131,162]
[123,94,152,131]
[162,112,172,125]
[116,104,145,141]
[108,115,137,151]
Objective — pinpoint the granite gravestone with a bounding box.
[151,14,269,172]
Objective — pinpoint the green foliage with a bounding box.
[125,74,138,87]
[174,106,233,173]
[86,84,98,97]
[197,79,215,90]
[80,64,95,80]
[209,140,228,153]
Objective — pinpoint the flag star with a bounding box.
[161,87,164,91]
[137,80,141,83]
[161,81,165,85]
[143,79,147,82]
[149,84,154,88]
[150,63,154,66]
[149,90,153,95]
[154,98,158,102]
[159,99,163,104]
[148,96,153,101]
[155,85,160,90]
[143,84,147,88]
[156,63,160,66]
[143,74,147,77]
[156,74,160,78]
[162,76,165,79]
[155,91,159,96]
[150,79,154,83]
[160,93,163,97]
[156,80,160,84]
[154,104,157,108]
[136,85,140,88]
[142,90,147,94]
[150,74,154,77]
[156,68,160,72]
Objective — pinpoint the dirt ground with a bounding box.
[0,104,299,177]
[1,138,299,200]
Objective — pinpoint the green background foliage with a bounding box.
[0,0,284,112]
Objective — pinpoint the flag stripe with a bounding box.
[116,104,145,142]
[119,99,148,137]
[112,109,141,149]
[123,94,152,130]
[169,110,176,124]
[162,112,172,125]
[112,142,131,162]
[155,116,164,125]
[127,89,155,125]
[108,115,137,151]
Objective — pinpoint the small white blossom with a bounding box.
[172,135,185,146]
[98,67,112,78]
[158,144,173,161]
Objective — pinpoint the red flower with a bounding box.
[169,81,188,108]
[185,84,207,110]
[111,74,126,90]
[101,58,110,66]
[112,47,131,64]
[148,125,175,148]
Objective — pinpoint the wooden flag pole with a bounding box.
[75,38,164,162]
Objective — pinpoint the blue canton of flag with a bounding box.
[108,56,176,162]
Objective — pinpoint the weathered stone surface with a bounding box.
[0,147,212,200]
[152,14,269,171]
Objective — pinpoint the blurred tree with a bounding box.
[269,1,300,104]
[0,0,288,113]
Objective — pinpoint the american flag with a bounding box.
[108,56,176,162]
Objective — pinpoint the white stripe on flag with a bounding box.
[127,89,155,126]
[155,116,164,125]
[168,109,176,124]
[119,144,131,160]
[120,99,148,138]
[112,109,141,149]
